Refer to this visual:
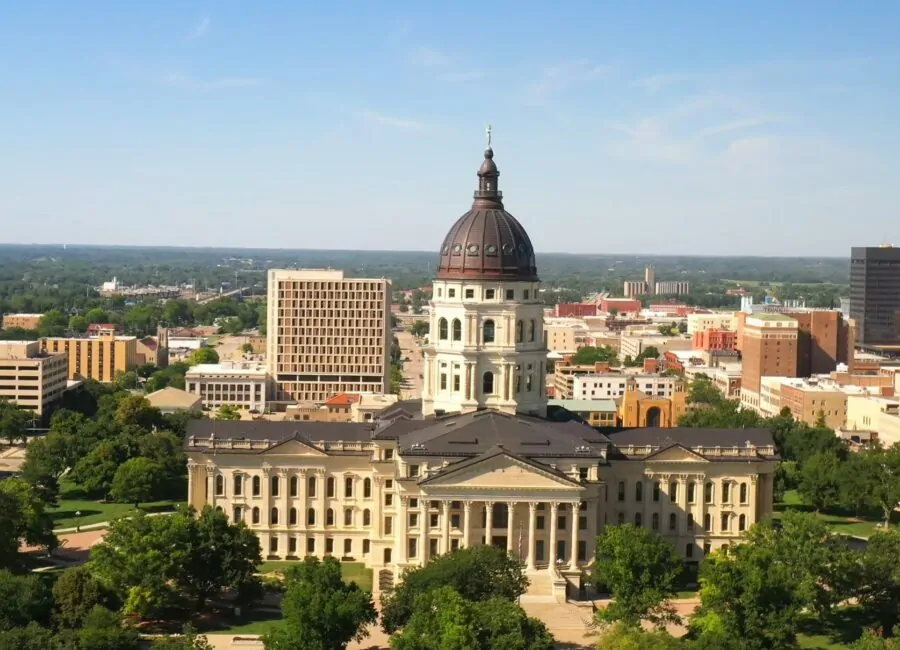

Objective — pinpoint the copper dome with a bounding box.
[436,146,539,282]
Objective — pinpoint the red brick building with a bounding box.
[693,329,738,352]
[555,303,598,318]
[600,298,642,314]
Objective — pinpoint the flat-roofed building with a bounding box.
[145,386,202,414]
[186,361,268,412]
[572,373,679,400]
[1,314,43,331]
[846,395,900,447]
[548,398,618,427]
[266,269,391,405]
[740,314,798,412]
[40,327,138,383]
[0,340,68,418]
[686,313,737,335]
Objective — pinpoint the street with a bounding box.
[395,330,423,400]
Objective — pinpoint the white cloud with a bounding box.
[411,47,450,68]
[631,73,700,94]
[163,73,261,91]
[189,16,211,40]
[696,116,782,137]
[528,61,613,102]
[358,110,425,130]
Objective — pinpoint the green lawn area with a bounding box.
[773,490,897,539]
[257,560,372,593]
[49,478,179,529]
[796,606,879,649]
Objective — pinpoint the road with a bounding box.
[395,330,423,401]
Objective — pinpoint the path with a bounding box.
[395,330,423,400]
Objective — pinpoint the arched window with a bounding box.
[528,319,535,342]
[345,477,354,498]
[483,319,495,343]
[634,512,642,527]
[669,513,677,530]
[271,475,280,497]
[740,482,748,504]
[326,508,335,526]
[482,371,494,395]
[438,318,448,340]
[270,507,279,525]
[687,481,696,503]
[652,513,660,530]
[704,481,714,504]
[327,477,335,497]
[669,481,678,502]
[252,476,261,496]
[363,509,371,526]
[452,319,462,341]
[307,508,316,526]
[652,481,661,502]
[739,514,747,532]
[617,512,625,524]
[308,476,317,497]
[635,482,643,502]
[289,508,298,525]
[703,514,712,531]
[252,507,260,524]
[215,505,223,513]
[233,474,243,496]
[344,509,353,526]
[289,476,298,497]
[363,478,372,498]
[515,320,523,343]
[215,475,225,496]
[722,481,731,503]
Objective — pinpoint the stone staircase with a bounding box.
[520,570,556,603]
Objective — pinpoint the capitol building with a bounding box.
[185,141,778,596]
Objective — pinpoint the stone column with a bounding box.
[205,464,216,509]
[678,474,689,534]
[506,502,516,554]
[419,499,429,565]
[569,501,580,570]
[261,462,272,523]
[422,357,430,399]
[548,502,559,572]
[396,496,408,564]
[527,502,538,571]
[502,364,510,401]
[462,501,472,547]
[484,502,494,546]
[750,474,759,523]
[374,477,383,538]
[316,469,326,554]
[441,500,451,554]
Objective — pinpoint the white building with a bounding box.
[686,312,737,335]
[185,361,268,412]
[572,373,678,400]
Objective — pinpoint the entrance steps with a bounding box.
[521,570,555,601]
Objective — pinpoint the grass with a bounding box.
[257,560,373,593]
[796,606,879,649]
[49,478,179,529]
[773,490,897,539]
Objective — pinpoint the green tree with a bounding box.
[839,452,877,516]
[114,394,162,429]
[0,570,53,630]
[0,480,56,567]
[263,557,376,650]
[381,545,528,633]
[593,524,683,627]
[240,342,253,353]
[797,451,842,512]
[390,365,404,395]
[409,321,429,338]
[36,310,67,337]
[71,436,135,497]
[188,347,219,366]
[77,606,141,650]
[0,401,30,447]
[163,299,194,326]
[138,430,187,488]
[858,529,900,635]
[216,404,241,421]
[114,370,139,390]
[52,565,116,628]
[68,314,89,333]
[572,345,617,366]
[851,629,900,649]
[685,375,724,406]
[110,457,165,507]
[863,444,900,526]
[84,308,108,324]
[0,622,56,650]
[595,623,689,649]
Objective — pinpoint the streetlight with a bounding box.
[75,510,82,532]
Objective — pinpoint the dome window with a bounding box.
[467,244,479,255]
[485,244,498,256]
[452,244,463,255]
[502,243,514,254]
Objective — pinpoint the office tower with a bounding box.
[644,265,656,295]
[850,246,900,347]
[266,269,391,404]
[0,341,68,417]
[41,327,138,382]
[740,314,799,411]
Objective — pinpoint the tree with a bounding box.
[685,375,724,406]
[797,451,842,512]
[381,545,528,633]
[0,622,56,650]
[390,365,404,396]
[151,625,214,650]
[216,404,241,421]
[241,342,253,353]
[409,321,429,338]
[110,457,165,507]
[138,430,187,489]
[572,345,617,366]
[839,452,877,516]
[187,347,219,366]
[68,314,89,333]
[595,623,689,649]
[52,565,116,628]
[114,394,162,429]
[84,308,108,324]
[852,629,900,649]
[36,310,67,337]
[0,401,30,447]
[858,529,900,635]
[76,606,141,650]
[71,437,135,497]
[863,444,900,526]
[0,571,53,631]
[114,370,139,390]
[593,524,683,627]
[263,557,376,650]
[0,479,56,567]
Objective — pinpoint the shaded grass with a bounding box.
[773,490,897,539]
[796,606,879,649]
[49,478,179,528]
[257,560,373,593]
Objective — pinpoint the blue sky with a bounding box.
[1,2,899,256]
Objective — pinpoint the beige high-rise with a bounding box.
[0,341,68,418]
[266,269,391,404]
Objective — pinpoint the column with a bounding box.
[502,364,510,401]
[419,499,429,565]
[316,469,326,555]
[526,502,538,571]
[547,502,559,572]
[462,501,472,547]
[205,464,216,509]
[697,474,707,540]
[485,502,494,546]
[750,474,759,523]
[396,496,408,564]
[374,478,384,538]
[506,502,515,554]
[569,501,579,570]
[677,475,689,534]
[441,500,451,554]
[280,470,289,558]
[422,358,430,399]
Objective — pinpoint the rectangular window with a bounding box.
[451,514,461,528]
[579,515,587,531]
[430,538,439,556]
[344,539,352,555]
[451,539,460,551]
[453,375,460,391]
[409,465,420,478]
[408,538,418,558]
[448,289,456,298]
[557,516,566,531]
[430,514,439,527]
[233,476,243,496]
[385,493,393,506]
[269,537,278,553]
[307,537,316,554]
[363,539,370,555]
[485,289,495,299]
[465,289,474,299]
[326,538,334,554]
[440,374,447,390]
[505,289,514,300]
[536,516,545,530]
[385,517,393,534]
[617,481,625,502]
[524,290,530,299]
[409,513,419,528]
[288,537,297,554]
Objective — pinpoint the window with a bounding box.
[233,475,242,496]
[465,289,474,299]
[363,478,372,498]
[344,509,353,526]
[617,481,625,501]
[363,539,370,555]
[722,481,731,503]
[448,289,456,298]
[326,538,334,554]
[738,514,747,532]
[440,373,447,390]
[269,537,278,553]
[740,482,748,504]
[486,289,495,299]
[385,517,393,534]
[483,319,495,343]
[344,539,352,555]
[669,513,677,531]
[307,508,316,525]
[669,481,678,502]
[289,508,297,525]
[307,537,316,554]
[652,513,660,531]
[326,508,335,526]
[327,477,335,498]
[438,318,448,340]
[515,320,523,342]
[271,476,280,497]
[270,507,279,525]
[686,543,694,559]
[528,320,535,342]
[408,538,417,559]
[703,542,711,556]
[430,513,439,527]
[345,477,354,498]
[289,476,298,497]
[409,464,420,478]
[452,319,462,341]
[482,371,494,395]
[453,375,460,391]
[233,507,242,522]
[308,476,317,497]
[215,475,225,496]
[385,493,393,506]
[635,481,643,502]
[252,476,261,496]
[653,481,661,502]
[687,481,696,503]
[252,507,260,524]
[687,514,694,530]
[721,514,730,531]
[703,514,712,531]
[363,509,371,526]
[505,289,514,300]
[704,481,714,504]
[288,537,297,554]
[635,512,642,526]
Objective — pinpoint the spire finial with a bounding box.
[485,123,492,149]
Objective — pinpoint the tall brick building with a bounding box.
[740,314,799,411]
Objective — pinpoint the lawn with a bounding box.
[796,606,879,649]
[773,490,897,539]
[258,560,373,593]
[49,478,179,529]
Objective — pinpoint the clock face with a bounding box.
[467,244,479,254]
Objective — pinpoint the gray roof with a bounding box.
[418,445,583,487]
[184,419,373,455]
[605,427,774,448]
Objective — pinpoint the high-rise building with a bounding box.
[421,146,547,417]
[40,327,138,383]
[850,246,900,347]
[0,341,68,418]
[740,314,799,411]
[644,265,656,293]
[266,269,391,404]
[785,310,854,376]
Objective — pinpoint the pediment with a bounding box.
[644,444,708,463]
[423,453,580,490]
[261,438,327,457]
